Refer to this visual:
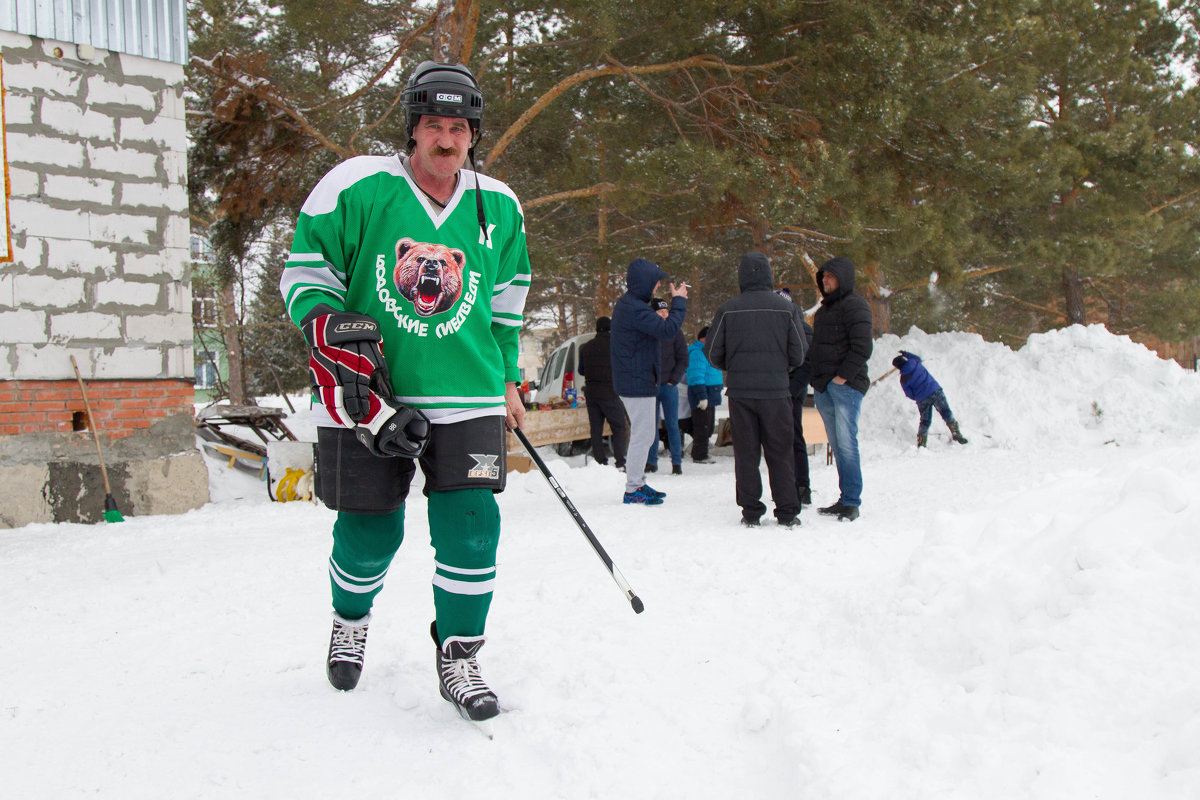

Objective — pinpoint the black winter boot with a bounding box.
[327,612,370,691]
[431,622,499,722]
[949,421,968,444]
[917,434,927,448]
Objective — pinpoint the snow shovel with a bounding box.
[69,356,125,523]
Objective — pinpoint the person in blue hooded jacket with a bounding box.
[685,325,723,463]
[892,350,968,447]
[610,257,687,505]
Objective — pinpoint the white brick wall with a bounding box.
[12,275,87,307]
[9,200,93,239]
[85,75,157,111]
[126,313,192,344]
[120,181,186,212]
[94,279,161,307]
[0,309,48,340]
[4,93,35,125]
[124,249,189,281]
[119,115,186,148]
[46,240,117,274]
[8,167,40,197]
[1,37,192,383]
[40,99,116,141]
[119,53,185,85]
[94,347,165,378]
[6,133,86,168]
[50,312,122,340]
[86,143,159,178]
[44,174,117,206]
[2,60,83,98]
[89,213,159,246]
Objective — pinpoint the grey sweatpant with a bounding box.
[620,395,658,493]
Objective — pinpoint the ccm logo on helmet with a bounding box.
[333,320,378,334]
[435,92,463,103]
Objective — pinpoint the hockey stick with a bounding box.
[513,427,645,614]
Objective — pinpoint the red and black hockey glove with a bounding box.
[302,307,392,426]
[301,306,431,458]
[354,397,431,459]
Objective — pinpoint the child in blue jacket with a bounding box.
[892,351,968,447]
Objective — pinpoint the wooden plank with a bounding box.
[504,407,610,472]
[714,407,827,446]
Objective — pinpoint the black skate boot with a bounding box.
[431,622,499,722]
[327,612,370,691]
[949,421,968,444]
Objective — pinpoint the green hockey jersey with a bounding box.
[281,155,530,424]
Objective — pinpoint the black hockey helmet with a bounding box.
[402,61,484,149]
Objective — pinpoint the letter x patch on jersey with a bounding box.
[467,454,500,480]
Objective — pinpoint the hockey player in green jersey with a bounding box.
[279,61,530,725]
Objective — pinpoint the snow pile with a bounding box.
[864,324,1200,451]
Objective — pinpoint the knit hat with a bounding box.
[697,326,709,340]
[596,316,611,333]
[650,297,669,311]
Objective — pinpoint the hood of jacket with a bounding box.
[816,256,856,302]
[738,251,774,293]
[625,257,667,301]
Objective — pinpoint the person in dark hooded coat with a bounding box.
[610,257,687,505]
[809,256,873,521]
[704,252,806,527]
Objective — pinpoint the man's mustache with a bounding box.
[432,146,460,157]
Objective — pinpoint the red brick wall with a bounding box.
[0,379,194,436]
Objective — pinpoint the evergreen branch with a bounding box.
[1144,188,1200,217]
[483,54,796,170]
[191,54,354,159]
[308,12,440,115]
[989,291,1067,320]
[524,182,618,210]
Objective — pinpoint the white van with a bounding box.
[533,332,595,406]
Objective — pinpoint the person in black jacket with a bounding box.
[645,298,689,475]
[809,256,873,521]
[705,252,807,528]
[578,316,628,470]
[777,288,815,506]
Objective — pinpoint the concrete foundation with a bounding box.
[0,413,210,528]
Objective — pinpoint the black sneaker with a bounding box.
[798,487,812,506]
[432,622,499,722]
[671,464,682,475]
[778,517,799,529]
[837,505,860,521]
[327,612,370,691]
[818,502,845,516]
[645,463,658,473]
[741,516,761,528]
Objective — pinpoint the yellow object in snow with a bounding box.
[275,467,314,502]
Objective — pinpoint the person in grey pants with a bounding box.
[609,257,687,505]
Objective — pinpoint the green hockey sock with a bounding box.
[428,489,500,640]
[329,506,405,620]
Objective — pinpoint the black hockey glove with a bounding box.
[302,307,393,427]
[355,397,431,459]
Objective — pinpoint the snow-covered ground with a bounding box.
[4,324,1200,799]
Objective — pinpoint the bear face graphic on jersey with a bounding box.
[393,237,467,317]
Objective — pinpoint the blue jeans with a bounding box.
[917,389,955,436]
[647,384,682,467]
[814,382,863,507]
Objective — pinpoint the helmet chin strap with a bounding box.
[468,144,489,246]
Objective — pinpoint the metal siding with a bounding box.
[0,0,186,64]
